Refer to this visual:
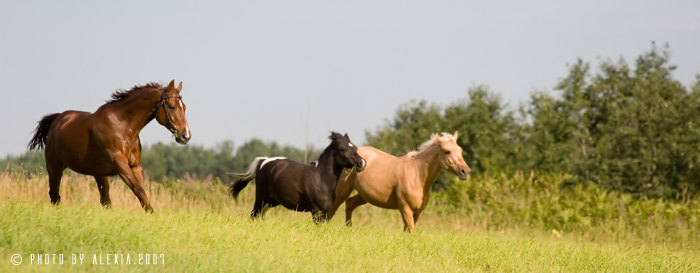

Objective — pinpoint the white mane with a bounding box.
[407,132,455,157]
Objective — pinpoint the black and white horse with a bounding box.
[229,132,366,222]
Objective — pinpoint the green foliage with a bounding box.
[0,150,45,174]
[522,44,700,198]
[365,87,520,188]
[444,86,522,174]
[140,138,320,182]
[365,100,443,155]
[432,173,699,247]
[368,44,700,199]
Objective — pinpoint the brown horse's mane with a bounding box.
[106,82,163,104]
[406,133,455,158]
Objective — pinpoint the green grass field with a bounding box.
[1,172,698,272]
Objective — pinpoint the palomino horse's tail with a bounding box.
[228,157,267,201]
[28,113,60,150]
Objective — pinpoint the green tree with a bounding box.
[365,87,519,187]
[365,100,443,156]
[0,150,45,173]
[444,86,520,174]
[525,44,700,198]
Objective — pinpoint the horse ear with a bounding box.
[167,80,175,90]
[176,82,183,93]
[329,131,341,142]
[453,131,459,139]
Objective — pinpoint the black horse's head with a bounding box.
[329,132,366,172]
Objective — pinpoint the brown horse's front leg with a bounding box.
[130,165,153,212]
[115,157,153,212]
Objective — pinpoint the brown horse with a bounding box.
[329,131,470,233]
[27,80,191,212]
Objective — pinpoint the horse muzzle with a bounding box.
[457,168,470,180]
[175,130,191,144]
[355,158,367,172]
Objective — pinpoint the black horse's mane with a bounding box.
[317,132,344,159]
[314,132,348,174]
[105,82,162,104]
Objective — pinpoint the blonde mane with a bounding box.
[406,132,456,158]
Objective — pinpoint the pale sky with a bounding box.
[2,1,699,157]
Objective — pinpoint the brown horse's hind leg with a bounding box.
[94,176,111,208]
[344,194,367,226]
[46,160,65,205]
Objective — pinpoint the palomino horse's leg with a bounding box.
[399,204,416,233]
[94,176,111,207]
[413,208,425,226]
[115,157,153,212]
[46,160,66,205]
[344,194,367,226]
[328,171,356,219]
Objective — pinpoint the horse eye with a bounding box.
[444,151,451,154]
[168,105,175,110]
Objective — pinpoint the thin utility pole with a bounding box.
[304,99,310,163]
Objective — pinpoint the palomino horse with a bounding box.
[229,132,366,223]
[28,80,191,212]
[329,131,470,233]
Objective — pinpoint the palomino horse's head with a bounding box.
[155,80,191,144]
[329,132,366,172]
[435,131,470,180]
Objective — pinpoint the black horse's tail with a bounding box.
[28,113,60,150]
[228,157,267,201]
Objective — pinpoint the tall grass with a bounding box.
[431,172,700,250]
[0,171,237,214]
[0,171,698,272]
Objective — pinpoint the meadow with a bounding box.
[0,171,698,272]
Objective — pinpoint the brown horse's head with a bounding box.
[436,131,470,180]
[329,132,366,172]
[155,80,191,144]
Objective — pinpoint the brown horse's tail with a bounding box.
[28,113,60,150]
[228,157,267,201]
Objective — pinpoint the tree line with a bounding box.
[1,139,321,184]
[2,45,698,199]
[366,44,699,200]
